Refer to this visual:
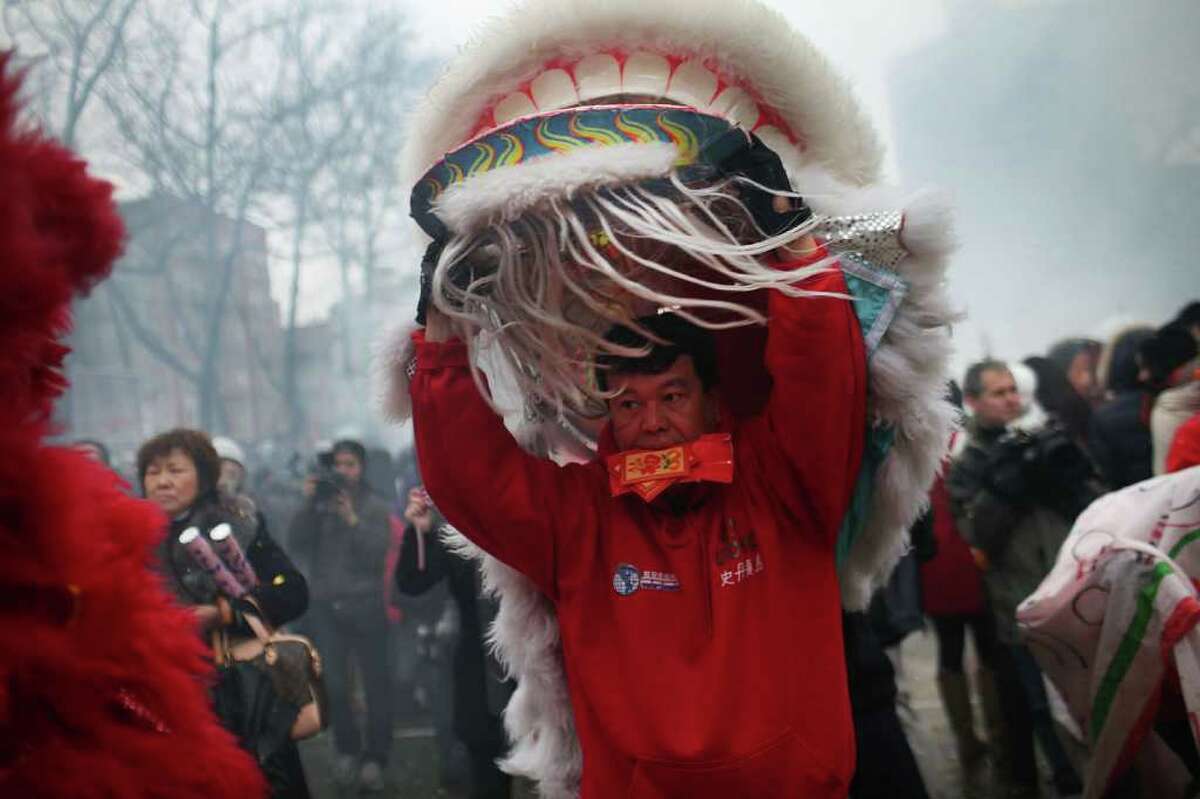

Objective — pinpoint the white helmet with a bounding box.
[211,435,246,467]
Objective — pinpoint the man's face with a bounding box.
[333,451,363,485]
[143,448,200,517]
[607,355,716,451]
[967,368,1022,428]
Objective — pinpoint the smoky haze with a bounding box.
[887,0,1198,372]
[2,0,1195,471]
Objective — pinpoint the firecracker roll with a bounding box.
[209,523,258,589]
[178,526,246,598]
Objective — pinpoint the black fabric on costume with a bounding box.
[395,522,513,798]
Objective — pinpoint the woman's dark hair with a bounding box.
[1173,301,1200,330]
[1139,325,1198,390]
[136,428,220,499]
[1104,327,1154,393]
[1047,338,1100,379]
[595,313,718,393]
[1024,356,1092,441]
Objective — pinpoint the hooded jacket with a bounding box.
[411,263,866,798]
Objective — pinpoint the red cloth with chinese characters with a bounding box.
[411,262,866,798]
[607,434,735,501]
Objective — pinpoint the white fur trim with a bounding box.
[818,183,959,610]
[402,0,881,194]
[375,321,419,423]
[435,142,678,234]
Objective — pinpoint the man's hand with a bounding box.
[404,486,435,534]
[302,475,317,498]
[335,490,359,527]
[423,305,453,343]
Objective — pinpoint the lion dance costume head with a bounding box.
[385,2,958,796]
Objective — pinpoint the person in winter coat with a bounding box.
[948,362,1090,798]
[1141,324,1200,475]
[396,487,514,799]
[1047,337,1102,407]
[919,429,1001,769]
[287,439,394,792]
[1089,327,1155,488]
[414,246,868,798]
[139,428,310,798]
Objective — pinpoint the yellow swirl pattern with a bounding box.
[445,160,465,185]
[614,112,659,144]
[497,133,524,167]
[657,112,700,165]
[421,175,444,200]
[467,142,496,176]
[535,118,582,154]
[569,114,625,147]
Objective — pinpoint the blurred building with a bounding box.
[60,195,289,463]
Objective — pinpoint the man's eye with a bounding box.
[664,393,683,404]
[621,400,640,411]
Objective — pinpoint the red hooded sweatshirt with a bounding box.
[410,263,867,798]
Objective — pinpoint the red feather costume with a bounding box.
[0,54,266,798]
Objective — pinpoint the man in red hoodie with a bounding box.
[410,233,868,797]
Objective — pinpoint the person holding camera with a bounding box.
[287,439,394,792]
[947,360,1094,798]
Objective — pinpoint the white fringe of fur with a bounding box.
[431,172,838,421]
[439,525,582,799]
[396,170,959,798]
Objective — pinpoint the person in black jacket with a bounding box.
[139,428,310,798]
[396,486,513,799]
[287,439,394,792]
[1089,327,1155,488]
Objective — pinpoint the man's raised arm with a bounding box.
[408,311,595,598]
[747,244,868,541]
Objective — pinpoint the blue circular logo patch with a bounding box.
[613,563,641,596]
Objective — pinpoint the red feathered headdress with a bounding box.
[0,52,266,798]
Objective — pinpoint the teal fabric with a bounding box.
[834,256,908,572]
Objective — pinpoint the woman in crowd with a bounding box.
[138,428,311,797]
[1089,327,1155,488]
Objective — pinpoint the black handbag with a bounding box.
[213,599,329,740]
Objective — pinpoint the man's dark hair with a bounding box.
[136,428,220,498]
[962,359,1010,398]
[595,314,718,393]
[331,439,368,467]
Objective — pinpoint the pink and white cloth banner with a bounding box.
[1017,466,1200,798]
